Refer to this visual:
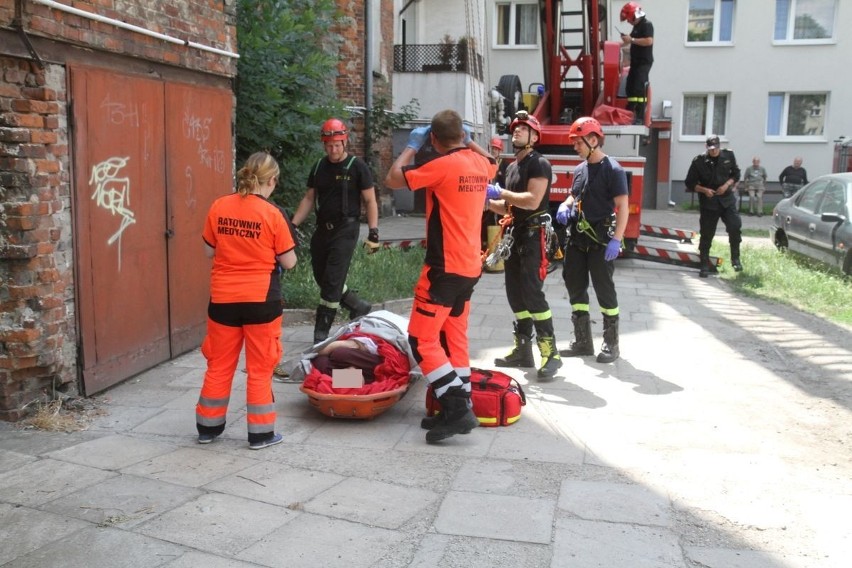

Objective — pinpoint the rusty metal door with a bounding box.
[165,84,233,354]
[71,67,170,393]
[71,67,233,395]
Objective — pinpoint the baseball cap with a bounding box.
[706,135,720,149]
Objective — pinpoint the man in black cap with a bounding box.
[684,135,742,277]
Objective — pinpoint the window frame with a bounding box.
[679,93,730,141]
[493,1,539,49]
[765,92,829,143]
[773,0,837,45]
[686,0,736,45]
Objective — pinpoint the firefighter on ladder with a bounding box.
[487,111,562,380]
[556,117,629,364]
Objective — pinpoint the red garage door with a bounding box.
[70,67,233,394]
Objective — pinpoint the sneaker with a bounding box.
[699,265,710,278]
[731,259,743,272]
[249,433,283,450]
[197,433,218,444]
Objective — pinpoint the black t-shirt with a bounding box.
[307,155,374,224]
[505,150,551,225]
[630,18,654,65]
[571,157,629,224]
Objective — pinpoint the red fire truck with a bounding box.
[493,0,716,272]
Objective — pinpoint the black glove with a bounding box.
[276,206,300,248]
[365,227,380,252]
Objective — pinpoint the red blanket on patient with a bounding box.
[301,332,411,395]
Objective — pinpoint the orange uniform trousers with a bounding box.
[407,266,477,400]
[195,316,282,440]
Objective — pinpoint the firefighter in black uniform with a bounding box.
[292,118,378,342]
[556,117,629,364]
[487,111,562,380]
[620,2,654,125]
[684,135,742,277]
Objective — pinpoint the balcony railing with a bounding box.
[393,44,484,80]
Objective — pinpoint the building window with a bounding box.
[767,93,827,139]
[495,2,537,47]
[682,94,728,138]
[774,0,836,42]
[687,0,735,43]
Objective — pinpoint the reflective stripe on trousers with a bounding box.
[196,316,282,435]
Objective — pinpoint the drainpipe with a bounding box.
[364,0,373,167]
[31,0,239,59]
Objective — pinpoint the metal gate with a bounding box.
[70,67,233,394]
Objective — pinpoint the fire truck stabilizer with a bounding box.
[621,246,721,274]
[639,224,696,243]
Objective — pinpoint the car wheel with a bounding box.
[843,251,852,277]
[773,229,788,250]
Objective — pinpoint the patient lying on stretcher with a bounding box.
[312,337,384,384]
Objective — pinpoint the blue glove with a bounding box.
[604,238,621,261]
[407,126,431,151]
[462,124,473,145]
[556,201,575,225]
[486,183,502,200]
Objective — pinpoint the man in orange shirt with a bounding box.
[385,110,496,443]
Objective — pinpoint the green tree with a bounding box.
[235,0,343,207]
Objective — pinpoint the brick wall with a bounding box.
[7,0,238,77]
[0,57,75,421]
[332,0,395,196]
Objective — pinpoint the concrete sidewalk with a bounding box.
[2,210,850,568]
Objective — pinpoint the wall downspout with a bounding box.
[364,0,374,167]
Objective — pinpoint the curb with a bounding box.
[282,298,414,326]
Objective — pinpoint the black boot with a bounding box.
[536,335,562,380]
[699,255,712,278]
[421,412,443,430]
[421,392,443,430]
[632,103,646,125]
[425,388,479,443]
[730,243,743,272]
[313,305,337,344]
[341,289,371,320]
[559,312,594,357]
[597,315,620,364]
[494,321,534,367]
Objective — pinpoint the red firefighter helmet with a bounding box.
[620,2,644,22]
[490,136,504,151]
[568,117,604,142]
[508,110,542,137]
[320,118,348,142]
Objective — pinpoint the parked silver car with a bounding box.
[771,172,852,275]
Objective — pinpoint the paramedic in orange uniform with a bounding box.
[196,152,297,450]
[384,110,496,443]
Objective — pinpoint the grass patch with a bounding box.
[281,244,425,309]
[711,241,852,326]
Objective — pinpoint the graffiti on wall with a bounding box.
[183,108,226,174]
[89,156,135,270]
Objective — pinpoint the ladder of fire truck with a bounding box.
[542,0,603,125]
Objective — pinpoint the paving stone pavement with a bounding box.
[1,210,850,568]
